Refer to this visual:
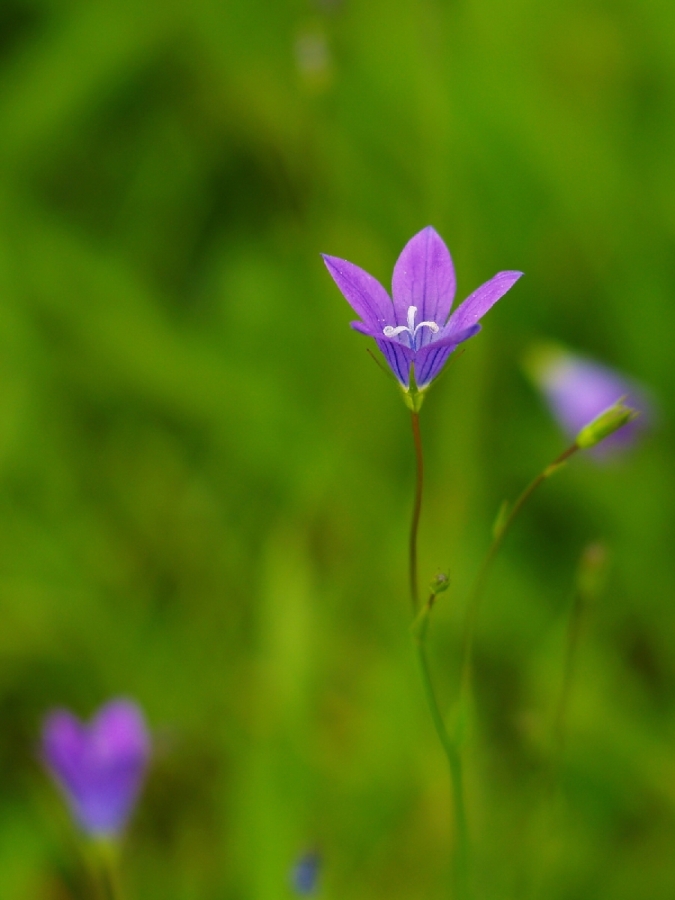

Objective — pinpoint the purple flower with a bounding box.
[322,226,522,397]
[528,345,650,453]
[42,699,150,837]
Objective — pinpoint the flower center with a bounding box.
[383,306,439,350]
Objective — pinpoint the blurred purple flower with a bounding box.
[42,698,150,837]
[528,346,651,453]
[291,849,321,895]
[323,226,522,392]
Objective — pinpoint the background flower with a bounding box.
[42,699,150,837]
[526,344,651,454]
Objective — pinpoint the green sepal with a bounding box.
[575,399,639,449]
[402,365,426,412]
[429,571,450,595]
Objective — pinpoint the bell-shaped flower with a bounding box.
[42,698,151,838]
[323,226,522,400]
[526,344,651,454]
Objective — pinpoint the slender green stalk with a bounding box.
[553,542,607,753]
[413,606,470,898]
[528,544,608,894]
[553,589,584,753]
[459,441,579,700]
[409,411,424,611]
[91,841,125,900]
[408,413,469,897]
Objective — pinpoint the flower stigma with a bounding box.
[383,305,439,350]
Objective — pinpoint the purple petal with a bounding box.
[413,324,481,387]
[447,271,523,334]
[42,699,150,836]
[391,227,456,341]
[350,321,414,387]
[375,338,414,387]
[322,255,393,329]
[425,323,481,351]
[92,700,150,763]
[43,711,88,797]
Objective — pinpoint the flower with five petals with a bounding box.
[323,226,522,406]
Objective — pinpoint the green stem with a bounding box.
[408,412,469,896]
[92,841,125,900]
[459,442,579,702]
[414,616,470,898]
[553,587,584,753]
[409,411,424,611]
[553,542,607,754]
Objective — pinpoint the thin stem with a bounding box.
[407,412,469,895]
[459,442,579,702]
[414,606,470,899]
[553,542,607,753]
[553,588,584,753]
[409,411,424,611]
[92,841,125,900]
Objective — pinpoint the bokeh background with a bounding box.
[1,0,674,897]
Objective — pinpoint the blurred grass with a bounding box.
[1,0,675,897]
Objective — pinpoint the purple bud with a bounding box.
[42,699,150,837]
[526,345,651,455]
[290,850,321,895]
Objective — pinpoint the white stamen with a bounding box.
[383,305,439,349]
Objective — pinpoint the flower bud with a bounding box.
[575,400,638,449]
[429,571,450,595]
[524,343,651,457]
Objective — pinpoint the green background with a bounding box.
[1,0,673,897]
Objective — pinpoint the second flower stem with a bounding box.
[459,441,580,702]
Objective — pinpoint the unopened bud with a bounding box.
[575,399,638,450]
[429,572,450,596]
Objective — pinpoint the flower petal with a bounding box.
[322,255,393,329]
[349,321,414,387]
[392,227,456,337]
[414,324,481,387]
[43,710,88,798]
[448,271,523,334]
[375,338,414,387]
[82,700,150,834]
[92,700,150,764]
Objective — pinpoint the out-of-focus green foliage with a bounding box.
[1,0,674,897]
